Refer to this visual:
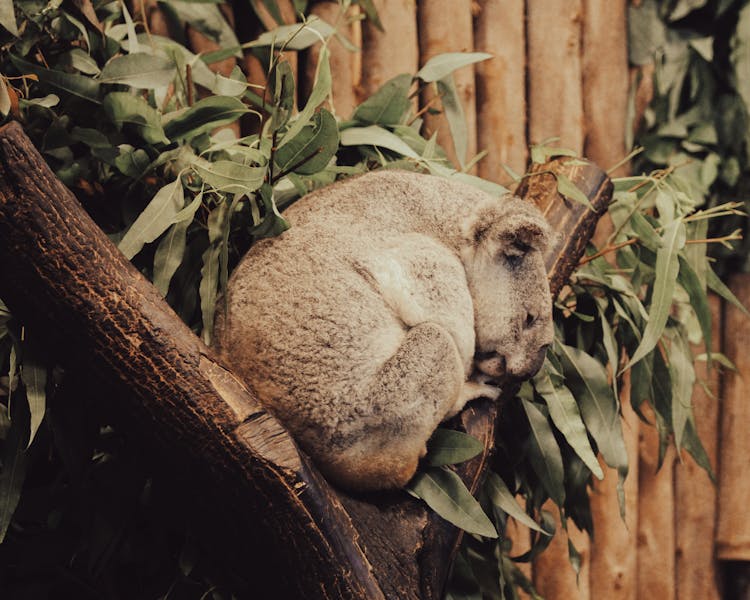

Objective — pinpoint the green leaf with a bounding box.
[677,255,712,357]
[0,0,17,36]
[200,201,229,344]
[436,76,468,167]
[731,4,750,110]
[417,52,492,83]
[64,48,101,75]
[623,219,685,371]
[19,351,46,450]
[249,183,290,239]
[556,342,628,474]
[274,108,338,176]
[166,0,241,56]
[530,143,577,164]
[153,193,203,296]
[485,472,547,534]
[246,17,335,50]
[10,56,101,103]
[352,74,412,126]
[629,211,663,251]
[423,429,483,467]
[681,418,714,481]
[707,266,750,317]
[556,173,593,208]
[521,395,565,505]
[118,179,185,260]
[99,53,176,89]
[356,0,383,31]
[533,362,604,480]
[163,96,249,141]
[0,407,27,543]
[340,125,420,159]
[668,329,695,451]
[103,92,169,144]
[279,46,332,148]
[406,467,498,538]
[192,159,266,195]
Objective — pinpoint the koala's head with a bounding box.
[461,196,554,381]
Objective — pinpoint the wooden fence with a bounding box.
[145,0,748,597]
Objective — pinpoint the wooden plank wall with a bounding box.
[250,1,743,597]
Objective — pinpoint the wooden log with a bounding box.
[360,0,419,98]
[0,121,611,599]
[532,503,590,600]
[527,0,585,153]
[675,295,722,600]
[636,405,675,600]
[473,0,527,181]
[302,1,359,118]
[0,121,382,600]
[588,373,639,600]
[717,274,750,559]
[417,0,476,169]
[581,0,628,176]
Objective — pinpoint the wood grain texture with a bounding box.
[588,374,639,600]
[675,294,722,600]
[360,0,419,98]
[527,0,584,152]
[717,274,750,559]
[417,0,476,169]
[474,0,527,180]
[636,407,675,600]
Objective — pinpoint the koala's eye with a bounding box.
[502,241,531,268]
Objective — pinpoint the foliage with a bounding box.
[0,0,741,599]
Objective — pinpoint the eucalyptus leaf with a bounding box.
[274,108,338,176]
[677,255,712,358]
[556,174,592,208]
[623,219,685,371]
[103,92,169,144]
[485,472,546,534]
[247,17,335,51]
[668,329,695,451]
[65,48,101,75]
[406,466,498,538]
[521,395,565,505]
[341,125,420,159]
[19,350,46,449]
[192,159,266,195]
[0,0,17,36]
[424,429,483,467]
[118,178,185,260]
[163,96,249,141]
[0,406,27,544]
[153,193,203,296]
[436,76,467,167]
[533,362,604,480]
[99,53,176,89]
[707,266,750,317]
[352,74,412,126]
[417,52,492,83]
[200,201,229,345]
[10,55,101,102]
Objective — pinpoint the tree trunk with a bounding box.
[0,122,611,598]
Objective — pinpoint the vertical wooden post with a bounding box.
[526,0,584,152]
[588,374,639,600]
[532,506,590,600]
[417,0,477,169]
[473,0,527,181]
[675,295,722,600]
[360,0,419,97]
[717,274,750,559]
[636,406,675,600]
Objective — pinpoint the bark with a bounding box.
[0,122,611,599]
[417,0,476,169]
[717,274,750,559]
[527,0,585,153]
[588,375,639,600]
[636,406,675,600]
[360,0,419,98]
[474,0,527,181]
[675,295,722,600]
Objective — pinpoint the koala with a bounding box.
[213,170,554,491]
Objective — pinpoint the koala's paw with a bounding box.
[445,380,501,418]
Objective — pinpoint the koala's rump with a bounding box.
[214,223,408,448]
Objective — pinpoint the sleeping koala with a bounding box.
[213,170,554,491]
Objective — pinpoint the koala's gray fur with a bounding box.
[213,170,554,491]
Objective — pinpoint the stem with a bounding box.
[272,147,324,184]
[578,239,638,265]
